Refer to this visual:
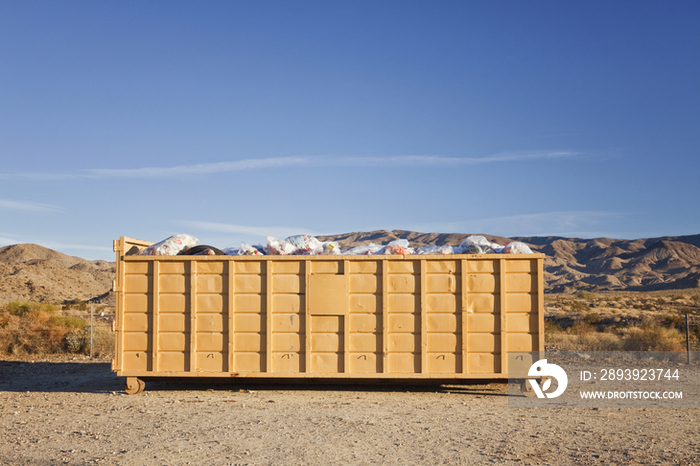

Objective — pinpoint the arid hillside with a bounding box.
[0,232,699,305]
[0,244,115,306]
[521,234,700,293]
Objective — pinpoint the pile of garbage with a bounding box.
[140,234,534,256]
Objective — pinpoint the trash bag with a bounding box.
[416,245,454,255]
[462,243,495,254]
[238,242,264,255]
[140,234,199,256]
[320,241,341,255]
[178,245,226,256]
[285,235,323,255]
[385,239,412,255]
[266,236,295,255]
[502,241,534,254]
[343,243,383,255]
[457,235,504,254]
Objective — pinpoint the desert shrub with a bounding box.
[576,290,596,300]
[544,320,565,335]
[0,301,113,357]
[622,326,684,352]
[90,325,114,358]
[62,324,114,358]
[583,312,602,326]
[7,300,57,317]
[570,301,589,313]
[546,328,622,351]
[568,322,595,335]
[545,332,576,349]
[49,314,87,330]
[0,311,10,328]
[65,330,85,352]
[576,332,622,351]
[659,312,687,329]
[692,326,700,346]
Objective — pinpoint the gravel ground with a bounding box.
[1,358,699,465]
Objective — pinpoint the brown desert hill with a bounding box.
[0,243,115,306]
[512,234,700,293]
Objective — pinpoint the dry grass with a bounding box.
[545,291,698,352]
[0,301,114,357]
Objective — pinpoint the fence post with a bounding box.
[687,313,691,365]
[90,302,94,359]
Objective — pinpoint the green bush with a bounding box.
[49,314,87,330]
[7,300,57,316]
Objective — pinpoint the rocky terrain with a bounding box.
[0,244,115,306]
[1,359,699,466]
[1,231,699,306]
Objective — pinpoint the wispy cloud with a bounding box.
[0,151,578,181]
[0,198,60,213]
[182,221,317,239]
[410,211,629,239]
[82,157,313,179]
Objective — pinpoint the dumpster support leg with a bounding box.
[125,377,145,395]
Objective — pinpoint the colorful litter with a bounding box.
[138,233,534,256]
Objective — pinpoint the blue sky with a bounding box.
[1,1,698,260]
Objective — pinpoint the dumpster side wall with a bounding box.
[113,237,545,379]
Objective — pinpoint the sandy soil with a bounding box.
[1,358,699,465]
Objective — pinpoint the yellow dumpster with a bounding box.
[112,236,545,394]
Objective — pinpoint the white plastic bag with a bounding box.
[343,243,383,255]
[321,241,341,255]
[238,242,264,255]
[416,244,454,255]
[502,241,534,254]
[385,239,412,255]
[285,235,323,255]
[140,234,199,256]
[457,235,504,254]
[266,236,295,255]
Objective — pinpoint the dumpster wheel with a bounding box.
[125,377,145,395]
[520,379,537,398]
[520,377,553,398]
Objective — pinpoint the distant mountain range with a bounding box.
[1,231,698,305]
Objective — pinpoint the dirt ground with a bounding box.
[1,357,699,466]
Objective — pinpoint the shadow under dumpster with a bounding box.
[0,360,122,394]
[0,359,509,397]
